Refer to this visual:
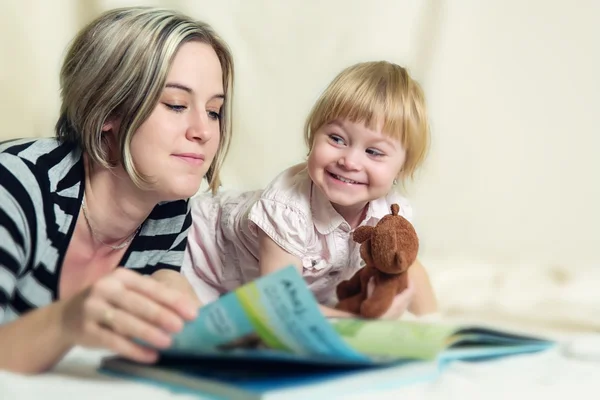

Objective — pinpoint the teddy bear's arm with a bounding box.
[336,269,363,300]
[335,292,365,315]
[335,267,375,314]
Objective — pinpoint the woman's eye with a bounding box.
[208,110,221,121]
[329,134,345,145]
[164,103,187,113]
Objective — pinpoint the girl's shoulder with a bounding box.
[368,191,414,223]
[260,162,312,215]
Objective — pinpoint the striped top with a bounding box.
[0,138,192,324]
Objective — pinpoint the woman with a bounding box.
[0,7,234,374]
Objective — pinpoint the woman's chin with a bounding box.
[159,178,204,201]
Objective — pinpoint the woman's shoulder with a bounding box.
[132,199,191,261]
[1,138,81,181]
[145,199,191,234]
[1,137,79,160]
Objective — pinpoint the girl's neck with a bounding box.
[331,201,369,229]
[82,155,156,245]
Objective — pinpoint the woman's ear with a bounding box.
[100,117,121,164]
[102,111,124,133]
[102,119,116,133]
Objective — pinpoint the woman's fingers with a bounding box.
[108,288,184,334]
[100,304,173,350]
[115,269,198,320]
[91,321,159,363]
[78,296,172,352]
[61,269,202,364]
[67,269,201,361]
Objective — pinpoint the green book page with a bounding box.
[329,319,460,360]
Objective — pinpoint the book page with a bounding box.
[164,267,370,364]
[330,319,458,361]
[161,266,552,365]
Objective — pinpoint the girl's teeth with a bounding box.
[336,174,357,184]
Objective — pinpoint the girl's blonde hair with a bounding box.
[304,61,429,181]
[55,6,234,193]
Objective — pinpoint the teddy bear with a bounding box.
[335,203,419,318]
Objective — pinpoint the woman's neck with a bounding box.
[83,156,156,244]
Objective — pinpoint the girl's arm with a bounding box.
[257,229,354,317]
[407,259,438,315]
[257,229,415,319]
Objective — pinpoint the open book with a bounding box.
[100,266,554,399]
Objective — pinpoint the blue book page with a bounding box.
[441,342,556,362]
[163,266,370,364]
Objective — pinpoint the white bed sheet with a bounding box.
[1,333,599,400]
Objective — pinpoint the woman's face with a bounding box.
[126,41,224,200]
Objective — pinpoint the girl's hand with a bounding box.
[59,268,198,363]
[367,276,415,320]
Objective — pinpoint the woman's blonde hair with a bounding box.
[55,6,234,193]
[304,61,429,181]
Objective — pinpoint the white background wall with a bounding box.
[2,0,598,268]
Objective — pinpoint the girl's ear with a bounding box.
[397,165,406,181]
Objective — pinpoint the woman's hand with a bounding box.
[367,276,415,320]
[151,269,203,309]
[59,268,198,363]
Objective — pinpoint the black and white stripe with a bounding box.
[0,138,191,324]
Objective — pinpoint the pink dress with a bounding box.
[181,162,414,306]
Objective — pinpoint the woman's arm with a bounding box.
[0,153,75,374]
[0,301,74,374]
[0,269,198,374]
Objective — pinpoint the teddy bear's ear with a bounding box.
[352,226,374,243]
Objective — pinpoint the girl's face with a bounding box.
[307,118,406,215]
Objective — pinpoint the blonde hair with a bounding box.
[55,7,234,193]
[304,61,429,181]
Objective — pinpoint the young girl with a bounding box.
[182,61,438,317]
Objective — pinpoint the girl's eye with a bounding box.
[208,110,221,121]
[329,134,345,145]
[164,103,187,113]
[366,148,384,157]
